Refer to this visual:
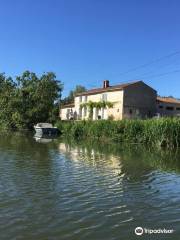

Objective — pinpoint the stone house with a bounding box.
[156,97,180,117]
[60,80,157,120]
[60,103,76,120]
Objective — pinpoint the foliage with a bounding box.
[56,118,180,148]
[0,71,63,129]
[62,85,86,104]
[0,73,17,129]
[80,101,113,119]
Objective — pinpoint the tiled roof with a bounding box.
[157,97,180,104]
[61,103,75,109]
[75,80,142,96]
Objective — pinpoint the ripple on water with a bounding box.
[0,137,180,240]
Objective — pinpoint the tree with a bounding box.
[62,85,86,104]
[0,71,63,129]
[0,73,17,129]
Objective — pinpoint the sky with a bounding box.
[0,0,179,97]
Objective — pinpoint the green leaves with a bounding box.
[80,101,113,119]
[56,118,180,149]
[0,71,63,129]
[62,85,86,104]
[81,100,113,109]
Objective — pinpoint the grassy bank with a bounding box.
[56,118,180,148]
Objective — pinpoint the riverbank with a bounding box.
[56,118,180,148]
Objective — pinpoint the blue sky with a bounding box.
[0,0,179,97]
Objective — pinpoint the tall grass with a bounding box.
[56,118,180,148]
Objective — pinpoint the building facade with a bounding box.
[156,97,180,117]
[60,103,76,120]
[60,80,157,120]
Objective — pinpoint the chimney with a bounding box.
[103,80,110,88]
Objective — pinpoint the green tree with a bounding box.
[0,73,17,129]
[62,85,86,104]
[0,71,63,129]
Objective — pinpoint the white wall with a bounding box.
[60,107,75,120]
[75,90,124,120]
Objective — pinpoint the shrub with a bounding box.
[56,118,180,148]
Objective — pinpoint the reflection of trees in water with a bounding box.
[1,133,179,181]
[0,132,63,204]
[0,132,59,176]
[119,146,180,181]
[58,138,180,182]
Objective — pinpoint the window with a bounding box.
[176,107,180,111]
[102,93,107,101]
[66,109,71,120]
[84,106,87,116]
[79,108,82,119]
[84,96,88,102]
[79,96,82,102]
[135,109,139,115]
[129,109,133,114]
[166,106,174,111]
[159,105,163,109]
[102,108,104,119]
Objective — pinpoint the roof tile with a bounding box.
[75,80,142,96]
[157,97,180,104]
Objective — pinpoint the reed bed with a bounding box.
[56,118,180,148]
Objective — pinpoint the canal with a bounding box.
[0,133,180,239]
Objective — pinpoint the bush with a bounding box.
[56,118,180,148]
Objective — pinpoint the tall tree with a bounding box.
[62,85,86,104]
[0,71,63,129]
[0,73,16,128]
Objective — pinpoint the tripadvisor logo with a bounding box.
[135,226,174,236]
[135,227,143,236]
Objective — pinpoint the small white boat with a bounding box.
[34,123,59,136]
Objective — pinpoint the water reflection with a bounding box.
[34,136,53,143]
[57,139,180,239]
[58,139,180,180]
[58,142,123,177]
[0,133,180,240]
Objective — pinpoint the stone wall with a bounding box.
[123,82,157,119]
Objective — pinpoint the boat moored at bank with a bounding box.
[34,123,59,136]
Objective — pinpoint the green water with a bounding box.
[0,133,180,240]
